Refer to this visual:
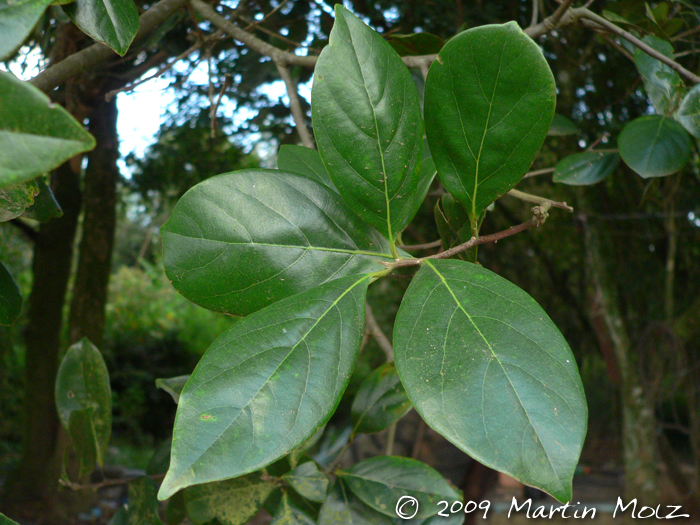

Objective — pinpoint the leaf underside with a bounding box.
[393,259,587,502]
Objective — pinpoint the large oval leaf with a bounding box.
[62,0,139,56]
[393,259,587,503]
[183,472,275,525]
[553,151,620,186]
[618,115,691,178]
[0,262,21,326]
[0,71,95,189]
[55,338,112,468]
[676,83,700,138]
[351,362,412,434]
[0,0,53,61]
[338,456,461,519]
[312,6,424,244]
[424,22,556,229]
[161,170,393,316]
[158,275,370,500]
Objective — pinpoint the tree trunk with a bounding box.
[580,212,661,506]
[68,97,119,346]
[2,162,82,506]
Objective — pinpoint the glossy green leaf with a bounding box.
[0,262,22,326]
[676,83,700,138]
[351,362,411,434]
[67,407,98,477]
[161,170,393,316]
[277,145,336,191]
[339,456,460,519]
[553,151,620,185]
[387,33,444,56]
[424,22,556,229]
[393,259,587,503]
[0,71,95,188]
[312,424,352,468]
[319,481,393,525]
[548,114,579,136]
[312,6,424,244]
[0,0,53,60]
[619,115,691,178]
[159,275,370,500]
[55,338,112,468]
[0,179,39,221]
[400,156,437,231]
[283,461,329,502]
[271,491,317,525]
[62,0,138,56]
[634,35,682,114]
[156,375,189,404]
[21,177,63,221]
[183,472,275,525]
[0,512,20,525]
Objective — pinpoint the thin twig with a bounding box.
[530,0,539,27]
[386,207,549,270]
[523,167,555,178]
[59,473,165,491]
[242,0,289,31]
[365,304,393,361]
[210,74,232,137]
[585,133,610,151]
[385,423,397,456]
[578,8,700,84]
[552,0,575,27]
[397,240,442,251]
[275,62,315,148]
[507,188,573,212]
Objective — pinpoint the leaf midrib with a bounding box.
[162,230,394,259]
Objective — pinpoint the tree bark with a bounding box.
[68,97,119,347]
[2,163,82,506]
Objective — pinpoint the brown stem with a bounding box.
[397,240,442,251]
[365,304,393,361]
[507,188,574,212]
[275,62,315,149]
[59,473,165,491]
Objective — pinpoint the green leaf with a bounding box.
[618,115,691,178]
[318,481,393,525]
[0,512,20,525]
[62,0,139,56]
[158,275,370,500]
[289,424,325,468]
[676,83,700,138]
[351,362,411,434]
[339,456,460,519]
[434,195,473,261]
[161,169,393,316]
[183,472,275,525]
[21,177,63,221]
[401,156,437,231]
[156,375,190,404]
[271,491,317,525]
[393,259,587,503]
[0,179,39,221]
[553,151,620,185]
[0,71,95,189]
[67,407,99,477]
[146,438,172,476]
[55,338,112,468]
[548,114,579,136]
[424,22,556,230]
[114,477,163,525]
[283,461,329,502]
[277,145,336,191]
[0,0,53,60]
[312,5,424,244]
[387,33,444,56]
[312,424,352,468]
[0,262,22,326]
[634,35,682,114]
